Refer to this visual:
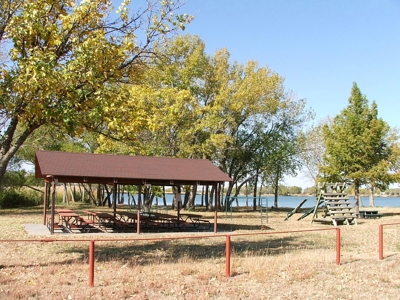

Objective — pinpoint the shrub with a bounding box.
[0,189,41,208]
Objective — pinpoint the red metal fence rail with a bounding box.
[379,222,400,260]
[0,228,340,287]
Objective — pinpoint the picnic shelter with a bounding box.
[35,150,232,234]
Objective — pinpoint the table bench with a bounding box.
[359,210,382,219]
[180,213,211,230]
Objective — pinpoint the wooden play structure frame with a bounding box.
[312,182,357,226]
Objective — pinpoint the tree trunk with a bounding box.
[63,183,69,204]
[205,185,210,211]
[245,182,249,207]
[369,185,375,207]
[186,184,197,210]
[143,186,153,211]
[209,185,215,211]
[0,117,40,188]
[68,183,75,202]
[172,186,182,211]
[162,186,167,206]
[96,185,102,206]
[273,173,279,208]
[103,185,112,207]
[201,186,204,206]
[354,182,360,215]
[252,176,258,211]
[182,187,190,208]
[79,184,85,202]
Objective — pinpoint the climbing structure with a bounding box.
[312,182,357,226]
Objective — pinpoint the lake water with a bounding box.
[124,194,400,208]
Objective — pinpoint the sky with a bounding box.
[171,0,400,188]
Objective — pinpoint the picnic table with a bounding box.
[85,211,132,232]
[58,211,83,232]
[359,210,382,219]
[180,213,211,230]
[117,211,138,224]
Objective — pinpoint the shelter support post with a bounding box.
[137,185,142,234]
[50,178,57,235]
[177,186,181,219]
[113,181,117,218]
[42,181,48,225]
[214,183,219,233]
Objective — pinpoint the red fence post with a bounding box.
[225,235,231,277]
[89,240,95,287]
[336,228,340,265]
[379,225,384,260]
[137,211,141,235]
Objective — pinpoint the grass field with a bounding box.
[1,204,400,299]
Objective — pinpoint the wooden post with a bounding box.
[113,181,117,218]
[137,185,142,235]
[177,186,181,219]
[51,178,57,235]
[214,183,218,233]
[43,181,48,225]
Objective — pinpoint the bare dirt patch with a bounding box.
[1,205,400,299]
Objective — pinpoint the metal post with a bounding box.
[225,235,231,277]
[336,228,341,265]
[89,240,95,287]
[260,198,269,224]
[379,225,383,260]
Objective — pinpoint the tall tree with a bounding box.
[0,0,192,187]
[298,119,330,185]
[320,83,396,212]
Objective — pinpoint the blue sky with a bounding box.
[173,0,400,188]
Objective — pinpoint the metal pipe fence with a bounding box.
[0,228,340,287]
[378,222,400,260]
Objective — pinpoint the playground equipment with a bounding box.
[225,196,235,220]
[311,182,357,226]
[260,197,268,224]
[284,198,307,221]
[297,200,325,221]
[225,196,268,224]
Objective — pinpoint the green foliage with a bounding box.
[0,189,41,208]
[0,0,192,187]
[321,83,394,185]
[320,83,398,209]
[2,170,27,188]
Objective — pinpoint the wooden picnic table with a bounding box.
[57,211,83,232]
[58,212,80,225]
[359,210,382,219]
[54,209,74,213]
[179,213,211,230]
[85,211,132,232]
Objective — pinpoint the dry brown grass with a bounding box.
[1,204,400,299]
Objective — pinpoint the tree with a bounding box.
[320,83,397,211]
[299,118,331,184]
[260,96,312,207]
[0,0,192,188]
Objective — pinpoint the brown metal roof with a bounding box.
[35,151,232,186]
